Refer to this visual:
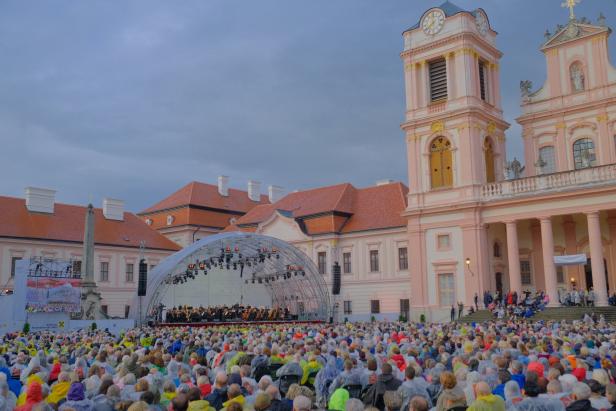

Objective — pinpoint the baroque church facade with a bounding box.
[402,1,616,320]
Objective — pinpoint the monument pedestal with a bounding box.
[73,281,107,320]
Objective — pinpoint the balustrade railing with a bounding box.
[481,163,616,201]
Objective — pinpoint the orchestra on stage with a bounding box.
[161,304,292,323]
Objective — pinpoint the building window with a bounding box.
[343,300,352,315]
[125,263,134,283]
[484,137,495,183]
[369,250,379,272]
[430,136,453,189]
[400,299,410,320]
[438,273,456,306]
[100,262,109,282]
[342,252,352,274]
[317,252,327,275]
[478,60,488,101]
[370,300,380,314]
[429,58,447,102]
[573,138,596,169]
[72,260,82,277]
[520,260,532,285]
[437,234,451,250]
[493,242,501,258]
[398,247,408,270]
[556,265,564,284]
[124,305,130,319]
[10,257,22,278]
[538,146,556,174]
[101,305,108,316]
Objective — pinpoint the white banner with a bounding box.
[554,254,587,266]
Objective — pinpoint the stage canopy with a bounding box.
[131,232,331,323]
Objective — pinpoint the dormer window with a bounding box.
[429,58,447,102]
[570,62,585,92]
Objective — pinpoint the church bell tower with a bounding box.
[402,2,510,319]
[401,1,509,208]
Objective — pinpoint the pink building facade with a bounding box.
[403,2,616,320]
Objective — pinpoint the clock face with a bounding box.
[475,11,489,36]
[422,9,445,36]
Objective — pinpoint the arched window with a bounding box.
[573,138,596,169]
[493,242,501,258]
[430,136,453,189]
[538,146,556,174]
[484,137,495,183]
[570,62,585,92]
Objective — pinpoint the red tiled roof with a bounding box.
[0,196,180,251]
[234,183,354,225]
[140,181,269,214]
[340,182,408,233]
[234,182,408,234]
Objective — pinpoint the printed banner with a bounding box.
[26,276,82,313]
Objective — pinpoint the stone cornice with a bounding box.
[517,95,616,125]
[401,106,509,131]
[400,31,502,61]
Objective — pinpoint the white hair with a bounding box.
[572,382,591,400]
[345,398,364,411]
[293,395,311,411]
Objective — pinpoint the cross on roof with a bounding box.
[562,0,581,20]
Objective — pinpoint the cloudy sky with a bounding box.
[0,0,613,212]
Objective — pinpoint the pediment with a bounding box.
[542,22,609,50]
[256,210,309,242]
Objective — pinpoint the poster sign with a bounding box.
[24,258,82,313]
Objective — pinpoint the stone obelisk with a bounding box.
[79,204,105,320]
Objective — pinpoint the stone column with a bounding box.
[540,217,559,306]
[83,204,95,283]
[505,221,522,295]
[587,211,608,306]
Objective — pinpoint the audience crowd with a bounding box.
[1,317,616,411]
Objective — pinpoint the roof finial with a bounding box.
[561,0,580,21]
[598,12,606,27]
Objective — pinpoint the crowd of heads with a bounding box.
[1,317,616,411]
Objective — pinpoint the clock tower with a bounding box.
[401,2,509,319]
